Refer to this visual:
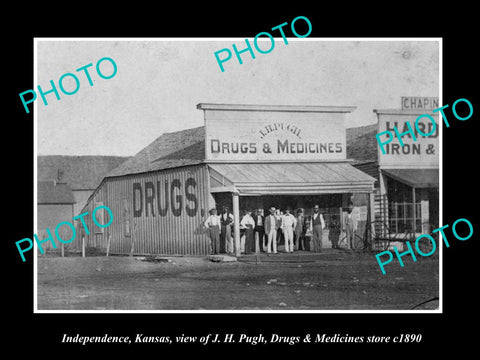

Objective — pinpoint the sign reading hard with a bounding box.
[401,97,439,110]
[376,110,439,168]
[198,104,353,162]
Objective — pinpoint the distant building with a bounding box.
[37,181,76,247]
[37,155,130,217]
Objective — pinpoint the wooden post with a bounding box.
[106,233,111,257]
[369,192,375,249]
[255,231,261,264]
[130,222,136,256]
[412,186,416,237]
[82,235,85,258]
[61,243,64,258]
[232,192,241,257]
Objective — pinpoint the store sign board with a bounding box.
[377,112,439,168]
[401,97,439,110]
[204,108,348,162]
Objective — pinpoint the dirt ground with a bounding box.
[36,249,439,311]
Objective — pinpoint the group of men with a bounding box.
[204,204,327,255]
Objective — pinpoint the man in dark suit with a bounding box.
[294,208,306,251]
[240,209,255,254]
[311,204,325,252]
[329,214,341,249]
[220,206,234,255]
[253,208,265,253]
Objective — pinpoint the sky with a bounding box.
[36,39,440,156]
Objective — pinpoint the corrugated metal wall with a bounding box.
[77,164,211,255]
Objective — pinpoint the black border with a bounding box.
[7,6,478,354]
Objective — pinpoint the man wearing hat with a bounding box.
[204,208,221,254]
[265,207,280,254]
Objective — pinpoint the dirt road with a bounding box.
[36,250,439,311]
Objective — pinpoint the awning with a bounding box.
[382,168,439,188]
[208,162,376,195]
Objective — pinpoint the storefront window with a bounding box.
[386,178,422,234]
[388,202,422,233]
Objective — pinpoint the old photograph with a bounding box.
[34,39,440,311]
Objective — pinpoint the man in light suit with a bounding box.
[265,207,280,254]
[281,208,297,253]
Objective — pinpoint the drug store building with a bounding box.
[79,104,376,256]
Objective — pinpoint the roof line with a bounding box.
[38,202,76,205]
[197,103,357,113]
[205,160,355,164]
[373,109,438,115]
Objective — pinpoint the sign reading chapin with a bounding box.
[199,104,354,162]
[401,96,439,110]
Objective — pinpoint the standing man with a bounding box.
[294,208,306,251]
[343,206,357,250]
[259,208,268,251]
[265,207,280,254]
[240,209,255,254]
[204,208,221,254]
[220,206,234,255]
[253,208,265,253]
[275,209,284,247]
[281,208,297,253]
[311,204,325,252]
[329,214,341,249]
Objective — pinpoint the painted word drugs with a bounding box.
[214,16,312,72]
[376,97,473,154]
[19,57,118,114]
[15,205,114,262]
[375,217,473,274]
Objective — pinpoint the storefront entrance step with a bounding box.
[208,254,238,263]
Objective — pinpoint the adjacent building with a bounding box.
[373,108,439,236]
[348,105,439,241]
